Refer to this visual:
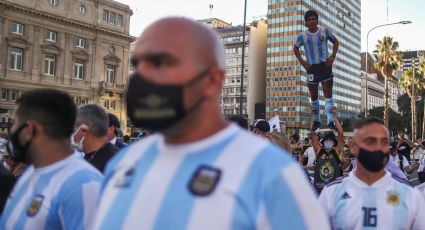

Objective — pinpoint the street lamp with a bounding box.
[239,0,248,116]
[364,20,412,117]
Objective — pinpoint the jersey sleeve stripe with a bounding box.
[97,141,160,230]
[280,163,331,230]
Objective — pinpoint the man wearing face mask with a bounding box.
[92,18,330,229]
[319,117,425,229]
[311,108,345,192]
[0,89,102,229]
[72,104,118,174]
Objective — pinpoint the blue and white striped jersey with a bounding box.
[93,124,330,230]
[0,152,102,230]
[319,171,425,230]
[294,27,337,65]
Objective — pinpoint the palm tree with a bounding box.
[400,68,423,140]
[373,36,403,126]
[419,61,425,139]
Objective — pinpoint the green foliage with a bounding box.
[367,106,408,135]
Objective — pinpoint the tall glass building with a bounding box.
[266,0,361,136]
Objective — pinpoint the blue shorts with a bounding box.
[306,62,333,85]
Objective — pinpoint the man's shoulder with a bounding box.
[62,156,103,181]
[105,135,160,171]
[390,174,413,188]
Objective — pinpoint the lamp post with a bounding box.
[364,20,411,117]
[239,0,247,116]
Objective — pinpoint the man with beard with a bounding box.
[319,117,425,229]
[0,89,102,229]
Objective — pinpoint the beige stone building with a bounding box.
[0,0,133,133]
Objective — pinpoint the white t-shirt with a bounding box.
[319,171,425,229]
[416,183,425,199]
[415,149,425,172]
[303,146,316,174]
[390,154,410,174]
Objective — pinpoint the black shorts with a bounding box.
[306,62,333,85]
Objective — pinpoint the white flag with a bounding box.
[268,115,281,132]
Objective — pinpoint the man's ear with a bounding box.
[204,68,225,98]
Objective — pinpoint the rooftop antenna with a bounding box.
[209,4,213,19]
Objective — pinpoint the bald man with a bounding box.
[319,117,425,229]
[93,17,329,229]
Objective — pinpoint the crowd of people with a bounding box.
[0,14,424,230]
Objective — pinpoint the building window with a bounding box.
[46,31,57,42]
[81,98,87,106]
[106,65,115,83]
[12,22,24,35]
[109,12,116,24]
[110,101,116,110]
[9,48,23,71]
[49,0,58,6]
[11,91,18,101]
[104,100,109,109]
[74,59,85,80]
[79,5,86,15]
[103,10,109,21]
[1,90,9,101]
[44,54,56,76]
[75,37,85,48]
[116,15,123,26]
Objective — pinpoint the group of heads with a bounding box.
[6,17,228,163]
[6,88,123,164]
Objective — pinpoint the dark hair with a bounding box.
[76,104,109,137]
[353,117,385,130]
[108,113,121,136]
[108,113,121,129]
[227,115,248,130]
[304,137,309,142]
[304,10,318,21]
[16,89,76,139]
[123,135,130,143]
[291,134,300,142]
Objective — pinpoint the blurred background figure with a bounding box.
[107,113,126,150]
[266,131,291,152]
[252,119,270,138]
[73,104,117,173]
[290,134,302,161]
[123,135,131,145]
[226,115,248,130]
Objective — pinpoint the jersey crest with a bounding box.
[27,195,44,217]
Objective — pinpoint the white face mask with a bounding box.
[323,140,334,149]
[70,127,84,152]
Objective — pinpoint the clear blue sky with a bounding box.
[116,0,424,52]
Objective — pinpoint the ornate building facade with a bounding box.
[0,0,133,132]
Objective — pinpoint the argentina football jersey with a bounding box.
[319,171,425,229]
[94,124,330,229]
[294,27,337,65]
[0,153,102,230]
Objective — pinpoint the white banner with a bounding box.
[268,115,281,132]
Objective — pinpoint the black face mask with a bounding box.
[6,123,32,163]
[357,147,389,172]
[126,68,209,132]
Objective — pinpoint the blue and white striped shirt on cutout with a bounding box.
[0,152,102,230]
[294,27,337,65]
[93,124,330,230]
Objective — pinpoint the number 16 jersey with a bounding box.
[319,171,425,230]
